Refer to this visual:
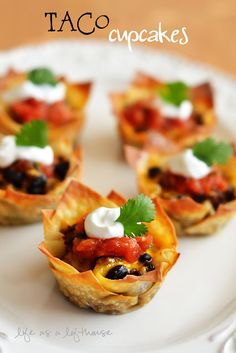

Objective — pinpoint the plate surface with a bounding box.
[0,40,236,353]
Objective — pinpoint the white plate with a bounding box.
[0,40,236,353]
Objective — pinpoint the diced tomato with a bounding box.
[11,98,47,123]
[47,101,74,124]
[164,117,193,131]
[10,98,74,125]
[185,179,202,195]
[161,171,228,196]
[136,233,153,251]
[39,164,55,178]
[73,236,152,263]
[201,173,228,194]
[75,219,86,234]
[123,101,161,131]
[73,238,101,259]
[96,237,142,262]
[122,100,198,133]
[11,160,33,171]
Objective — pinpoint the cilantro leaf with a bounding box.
[193,138,233,166]
[116,194,155,237]
[16,120,48,148]
[159,81,189,107]
[28,68,58,86]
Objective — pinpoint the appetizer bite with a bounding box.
[39,181,178,314]
[111,72,215,151]
[0,121,81,225]
[0,68,92,144]
[125,138,236,236]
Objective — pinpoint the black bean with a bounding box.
[135,126,148,132]
[106,265,129,280]
[194,113,204,125]
[139,253,152,265]
[225,186,235,202]
[130,268,141,276]
[54,159,70,181]
[63,225,86,250]
[146,263,155,272]
[3,168,25,188]
[148,167,161,179]
[192,194,207,203]
[176,194,185,199]
[27,175,47,195]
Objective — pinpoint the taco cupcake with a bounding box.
[0,68,92,144]
[0,120,81,225]
[111,72,215,152]
[39,181,178,314]
[125,138,236,236]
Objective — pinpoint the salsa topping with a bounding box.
[122,100,196,133]
[11,98,74,125]
[72,234,153,263]
[160,170,228,196]
[11,98,47,123]
[159,170,235,209]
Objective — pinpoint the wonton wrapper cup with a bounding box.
[0,140,82,225]
[125,145,236,236]
[39,181,178,314]
[0,69,92,144]
[111,72,216,152]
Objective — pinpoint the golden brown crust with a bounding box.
[183,200,236,235]
[0,69,92,144]
[111,72,216,151]
[39,181,178,314]
[0,143,82,225]
[106,190,126,206]
[125,145,236,236]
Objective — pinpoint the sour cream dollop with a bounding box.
[167,148,211,179]
[0,135,54,168]
[2,81,66,104]
[84,207,124,239]
[157,99,193,121]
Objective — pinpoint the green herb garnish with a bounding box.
[159,81,188,107]
[28,68,58,86]
[193,138,233,166]
[116,194,155,237]
[16,120,48,148]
